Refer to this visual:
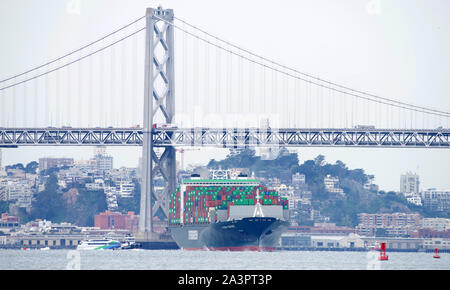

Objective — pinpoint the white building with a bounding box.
[85,179,105,191]
[423,238,450,250]
[93,146,113,174]
[104,186,119,210]
[0,149,5,177]
[118,182,134,198]
[405,193,422,206]
[58,166,90,183]
[324,175,345,195]
[96,154,113,174]
[0,178,8,201]
[288,196,301,210]
[310,234,365,249]
[400,172,420,194]
[420,218,450,232]
[422,189,450,212]
[339,233,365,248]
[292,173,306,186]
[5,179,33,208]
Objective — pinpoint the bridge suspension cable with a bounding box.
[0,15,145,84]
[1,11,448,130]
[0,28,145,92]
[169,15,450,118]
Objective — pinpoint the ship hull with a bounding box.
[168,217,289,251]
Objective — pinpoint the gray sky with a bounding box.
[1,0,449,191]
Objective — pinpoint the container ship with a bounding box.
[168,174,290,251]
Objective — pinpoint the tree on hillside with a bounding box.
[5,163,25,171]
[0,201,9,214]
[67,189,107,226]
[31,174,66,222]
[25,161,39,174]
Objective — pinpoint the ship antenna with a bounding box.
[253,187,265,217]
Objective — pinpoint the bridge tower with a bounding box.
[139,6,176,234]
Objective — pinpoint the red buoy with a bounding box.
[378,242,389,261]
[433,248,440,259]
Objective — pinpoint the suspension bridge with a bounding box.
[0,7,449,236]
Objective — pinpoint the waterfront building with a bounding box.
[94,210,139,231]
[400,171,420,194]
[356,213,421,236]
[420,218,450,232]
[422,238,450,250]
[411,228,450,239]
[311,235,343,248]
[280,233,311,248]
[361,236,423,251]
[310,234,364,249]
[287,223,355,236]
[0,219,20,236]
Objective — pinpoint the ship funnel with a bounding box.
[190,173,201,180]
[237,173,248,180]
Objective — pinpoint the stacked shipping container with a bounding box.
[169,180,289,224]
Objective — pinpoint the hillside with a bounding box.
[207,149,425,227]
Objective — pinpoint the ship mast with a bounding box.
[253,187,265,217]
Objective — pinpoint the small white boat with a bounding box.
[120,236,137,249]
[76,239,121,250]
[40,247,51,251]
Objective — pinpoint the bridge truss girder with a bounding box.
[1,128,450,148]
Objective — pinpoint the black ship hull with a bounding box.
[168,217,289,251]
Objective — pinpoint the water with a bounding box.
[0,249,448,270]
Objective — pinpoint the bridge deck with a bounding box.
[0,127,449,148]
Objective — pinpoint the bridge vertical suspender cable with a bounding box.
[162,15,450,130]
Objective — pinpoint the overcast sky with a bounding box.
[1,0,449,191]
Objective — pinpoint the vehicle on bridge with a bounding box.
[152,123,178,129]
[353,125,375,129]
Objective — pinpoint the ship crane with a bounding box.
[176,148,200,171]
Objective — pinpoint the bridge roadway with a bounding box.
[0,127,449,148]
